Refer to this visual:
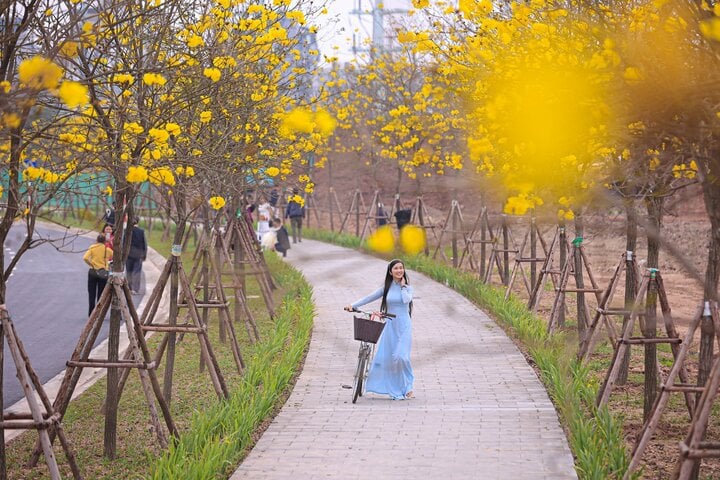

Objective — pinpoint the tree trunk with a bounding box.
[618,198,638,385]
[643,195,663,421]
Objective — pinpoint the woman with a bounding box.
[83,234,112,316]
[102,224,114,250]
[344,259,414,400]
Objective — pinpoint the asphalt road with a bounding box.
[1,223,139,407]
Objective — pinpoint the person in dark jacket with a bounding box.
[394,208,412,231]
[284,188,305,243]
[273,218,291,257]
[126,218,147,294]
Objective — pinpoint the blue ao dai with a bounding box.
[351,282,414,400]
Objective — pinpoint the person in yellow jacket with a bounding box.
[83,234,113,316]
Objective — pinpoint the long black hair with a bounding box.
[380,259,413,316]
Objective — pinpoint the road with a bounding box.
[1,223,138,407]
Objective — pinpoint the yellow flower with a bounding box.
[148,166,176,186]
[57,81,89,108]
[399,225,426,255]
[265,167,280,177]
[165,122,181,136]
[18,56,63,90]
[175,166,195,177]
[367,225,395,254]
[126,165,149,183]
[187,35,204,48]
[314,109,337,137]
[148,127,170,144]
[124,122,144,135]
[3,113,21,129]
[203,67,221,82]
[143,73,167,86]
[104,185,113,196]
[200,111,212,123]
[0,185,4,199]
[113,73,135,85]
[209,196,226,210]
[23,166,43,181]
[290,194,305,207]
[281,107,314,135]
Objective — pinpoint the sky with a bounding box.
[316,0,414,63]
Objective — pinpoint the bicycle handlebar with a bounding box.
[346,307,395,319]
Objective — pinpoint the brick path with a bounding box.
[230,240,576,479]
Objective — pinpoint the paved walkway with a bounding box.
[230,240,576,479]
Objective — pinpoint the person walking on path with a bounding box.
[345,258,414,400]
[126,218,147,294]
[83,233,112,316]
[284,188,305,243]
[273,218,291,257]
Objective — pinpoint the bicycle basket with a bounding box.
[353,316,385,344]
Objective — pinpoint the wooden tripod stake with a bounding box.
[596,269,695,418]
[577,251,640,361]
[457,206,495,276]
[432,200,465,267]
[483,215,518,286]
[546,237,603,334]
[504,215,550,300]
[1,305,82,479]
[673,301,720,479]
[29,275,177,467]
[623,302,720,479]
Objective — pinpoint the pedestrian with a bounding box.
[344,259,415,400]
[285,188,305,243]
[257,199,273,241]
[273,218,291,257]
[126,218,147,295]
[83,233,112,316]
[103,224,114,249]
[376,202,388,227]
[394,208,412,231]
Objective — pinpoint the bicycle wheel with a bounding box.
[352,348,367,404]
[359,345,374,397]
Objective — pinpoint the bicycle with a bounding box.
[346,308,395,403]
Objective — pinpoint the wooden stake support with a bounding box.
[547,237,604,334]
[577,251,640,361]
[483,215,517,286]
[410,196,438,255]
[339,189,366,237]
[596,270,695,418]
[432,200,466,267]
[326,187,344,232]
[457,206,495,277]
[187,224,260,345]
[221,214,275,319]
[624,302,720,479]
[29,275,177,467]
[672,301,720,479]
[0,306,82,479]
[359,190,390,241]
[527,225,563,313]
[504,215,550,300]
